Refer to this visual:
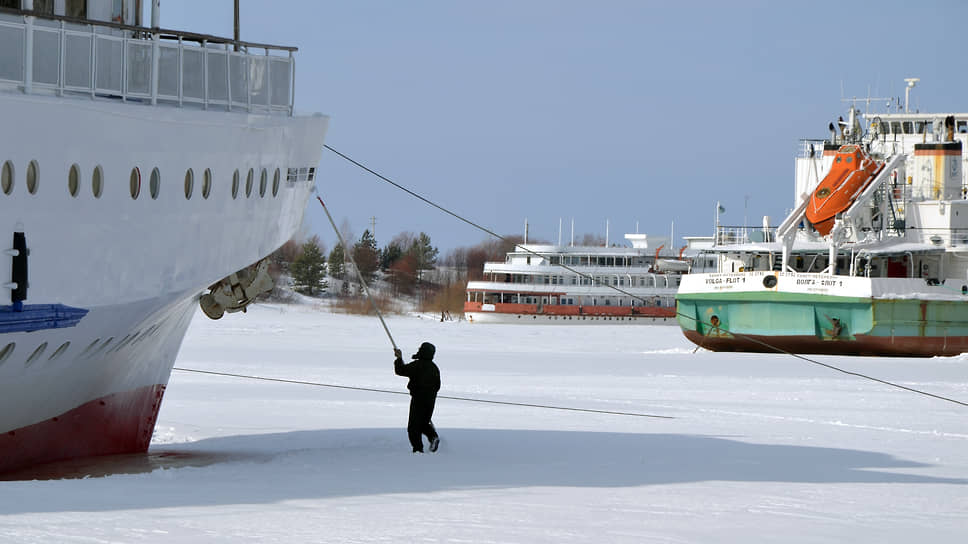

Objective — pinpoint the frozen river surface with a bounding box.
[1,304,966,542]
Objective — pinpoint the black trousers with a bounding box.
[407,393,438,452]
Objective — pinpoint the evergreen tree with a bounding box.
[353,229,380,283]
[413,232,439,271]
[328,243,345,279]
[381,242,404,270]
[291,238,327,295]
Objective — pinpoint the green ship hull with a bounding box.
[677,289,968,357]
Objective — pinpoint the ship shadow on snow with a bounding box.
[2,428,964,514]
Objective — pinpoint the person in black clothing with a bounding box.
[394,342,441,453]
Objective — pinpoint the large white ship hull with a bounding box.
[0,91,328,472]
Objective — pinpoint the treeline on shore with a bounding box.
[265,229,528,316]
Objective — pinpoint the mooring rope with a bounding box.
[323,144,968,410]
[674,313,968,408]
[315,194,398,351]
[172,367,675,419]
[323,144,653,306]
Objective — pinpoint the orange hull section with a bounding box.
[805,145,882,236]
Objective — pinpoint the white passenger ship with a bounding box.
[464,233,686,324]
[0,1,328,473]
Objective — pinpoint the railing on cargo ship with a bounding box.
[714,225,777,246]
[0,8,295,115]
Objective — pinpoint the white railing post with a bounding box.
[265,48,270,111]
[121,33,127,102]
[23,0,34,94]
[150,0,160,104]
[225,42,231,111]
[57,20,64,95]
[289,51,294,116]
[245,50,251,112]
[178,37,184,107]
[199,38,205,109]
[89,22,95,98]
[150,37,159,104]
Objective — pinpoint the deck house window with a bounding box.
[65,0,85,18]
[32,0,53,14]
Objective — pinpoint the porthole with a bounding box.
[245,168,254,197]
[272,168,280,196]
[259,168,267,197]
[95,337,114,355]
[0,342,14,364]
[184,168,194,199]
[130,167,141,199]
[80,338,100,357]
[231,169,240,199]
[149,168,160,199]
[92,166,103,198]
[26,160,38,194]
[48,341,70,361]
[25,342,48,366]
[1,161,13,194]
[110,334,131,353]
[68,163,80,197]
[202,168,212,199]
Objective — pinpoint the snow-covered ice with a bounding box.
[1,304,966,542]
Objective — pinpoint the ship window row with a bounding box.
[529,255,651,267]
[0,323,168,369]
[470,291,672,307]
[0,160,316,200]
[287,167,316,183]
[486,272,680,288]
[881,119,968,135]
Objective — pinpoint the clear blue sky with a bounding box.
[160,0,968,254]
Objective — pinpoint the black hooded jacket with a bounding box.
[395,344,440,396]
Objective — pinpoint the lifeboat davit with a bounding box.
[805,145,883,236]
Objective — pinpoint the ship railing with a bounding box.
[797,139,827,159]
[0,9,295,116]
[901,227,968,248]
[714,225,777,246]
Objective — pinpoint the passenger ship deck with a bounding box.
[465,233,686,324]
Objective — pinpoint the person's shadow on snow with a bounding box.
[3,427,965,513]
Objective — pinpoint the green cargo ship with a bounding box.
[677,81,968,357]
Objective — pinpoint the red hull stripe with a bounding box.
[682,331,968,357]
[0,384,166,474]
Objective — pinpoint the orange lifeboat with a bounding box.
[805,145,883,236]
